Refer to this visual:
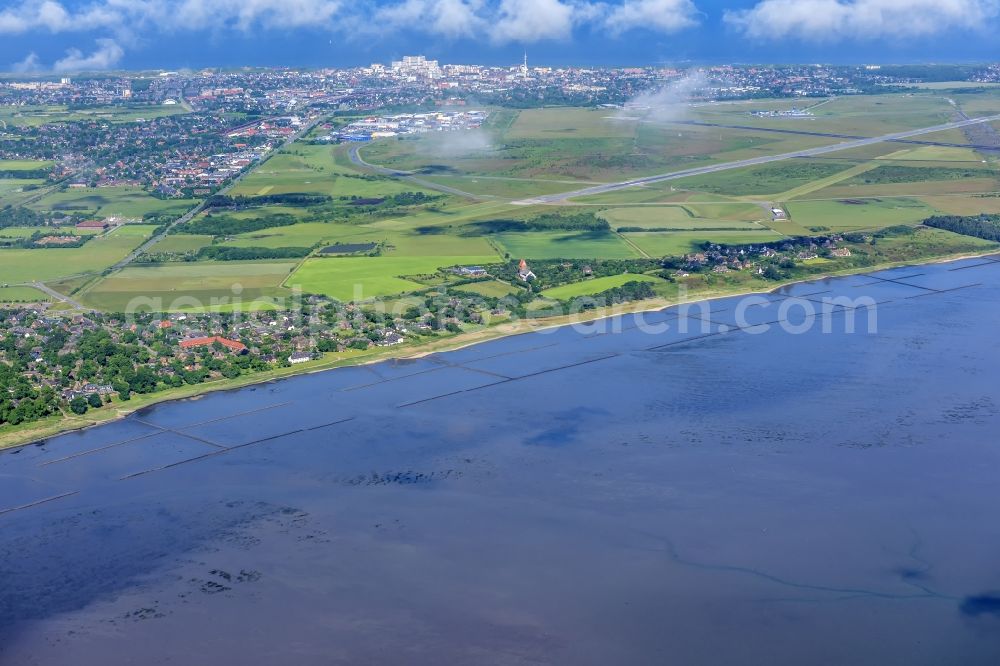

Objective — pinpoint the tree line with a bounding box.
[923,214,1000,242]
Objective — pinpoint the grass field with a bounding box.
[623,230,784,256]
[110,224,159,236]
[81,261,299,311]
[785,198,939,230]
[672,160,855,197]
[0,285,49,303]
[229,144,433,199]
[452,280,521,298]
[153,234,214,253]
[0,228,150,285]
[599,205,764,230]
[0,104,187,127]
[917,195,1000,215]
[0,179,45,201]
[218,222,373,249]
[693,93,954,137]
[0,159,54,171]
[29,187,198,219]
[541,273,664,300]
[289,254,499,301]
[494,231,640,259]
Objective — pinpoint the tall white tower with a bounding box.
[521,52,528,79]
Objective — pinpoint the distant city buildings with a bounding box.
[390,55,441,80]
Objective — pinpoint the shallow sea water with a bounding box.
[2,256,1000,665]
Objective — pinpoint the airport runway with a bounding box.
[515,114,1000,205]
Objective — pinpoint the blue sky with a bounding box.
[0,0,998,73]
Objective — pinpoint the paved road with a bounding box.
[515,114,1000,205]
[110,117,324,272]
[348,145,490,200]
[30,281,89,310]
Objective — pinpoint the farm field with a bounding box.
[0,227,151,285]
[0,159,53,171]
[784,198,940,230]
[671,160,856,197]
[917,195,1000,215]
[541,273,664,300]
[0,286,49,303]
[229,144,433,199]
[0,179,45,201]
[494,231,641,260]
[218,222,373,249]
[453,280,521,298]
[623,230,784,256]
[81,261,299,311]
[28,186,198,219]
[289,254,499,301]
[0,104,187,127]
[690,93,954,136]
[599,205,765,230]
[153,234,214,254]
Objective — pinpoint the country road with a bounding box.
[30,281,89,310]
[515,113,1000,205]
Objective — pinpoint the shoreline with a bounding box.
[1,247,997,454]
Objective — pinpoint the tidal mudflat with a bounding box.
[2,256,1000,665]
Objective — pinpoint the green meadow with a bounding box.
[29,187,198,219]
[785,198,940,230]
[81,261,299,311]
[289,255,499,301]
[541,273,664,300]
[0,227,151,285]
[0,104,187,127]
[494,231,640,260]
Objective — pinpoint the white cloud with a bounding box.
[492,0,578,42]
[10,51,42,73]
[168,0,342,31]
[725,0,1000,41]
[0,0,120,34]
[53,37,124,72]
[605,0,700,35]
[0,0,707,46]
[374,0,487,39]
[0,0,343,36]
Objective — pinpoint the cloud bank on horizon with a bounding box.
[0,0,997,72]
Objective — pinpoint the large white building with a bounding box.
[390,55,441,79]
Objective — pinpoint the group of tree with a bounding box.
[0,168,51,179]
[207,193,331,208]
[179,213,299,236]
[197,245,312,261]
[0,206,48,230]
[923,214,1000,242]
[467,212,610,235]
